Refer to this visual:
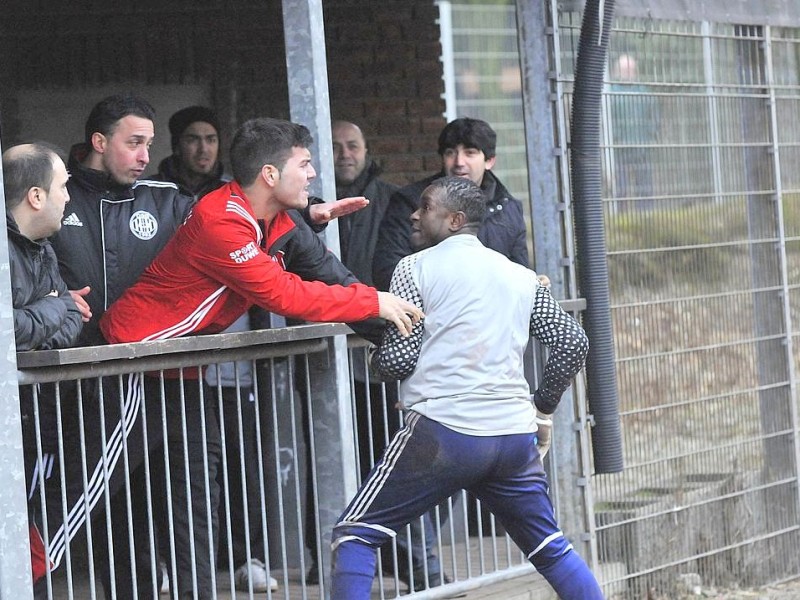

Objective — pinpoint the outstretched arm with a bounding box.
[308,196,369,224]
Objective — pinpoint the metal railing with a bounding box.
[10,311,588,599]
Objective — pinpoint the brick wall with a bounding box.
[325,1,447,185]
[0,0,445,186]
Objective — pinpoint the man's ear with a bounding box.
[26,187,43,210]
[90,132,106,154]
[485,155,497,171]
[449,210,468,231]
[261,164,280,186]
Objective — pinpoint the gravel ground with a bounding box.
[653,579,800,599]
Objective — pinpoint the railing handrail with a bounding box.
[16,322,353,384]
[16,297,587,385]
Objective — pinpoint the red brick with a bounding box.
[415,99,446,116]
[421,116,448,134]
[369,136,411,155]
[377,115,419,136]
[330,101,368,121]
[375,79,418,97]
[375,43,416,63]
[410,136,440,153]
[423,154,443,172]
[389,155,424,172]
[364,100,409,118]
[418,79,446,97]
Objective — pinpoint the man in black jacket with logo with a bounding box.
[46,93,200,599]
[373,117,529,292]
[53,94,196,347]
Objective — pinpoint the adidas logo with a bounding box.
[62,213,83,227]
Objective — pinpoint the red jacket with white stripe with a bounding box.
[99,181,380,343]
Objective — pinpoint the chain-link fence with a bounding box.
[446,2,800,598]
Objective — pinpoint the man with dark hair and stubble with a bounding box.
[155,105,229,201]
[154,105,278,593]
[372,117,529,292]
[38,93,199,600]
[100,116,420,363]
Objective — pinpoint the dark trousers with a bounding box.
[26,374,221,599]
[331,413,604,600]
[216,386,265,568]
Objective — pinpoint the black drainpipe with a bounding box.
[570,0,623,473]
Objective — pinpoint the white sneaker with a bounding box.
[234,558,278,592]
[160,562,170,595]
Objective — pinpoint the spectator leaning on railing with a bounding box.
[3,142,82,594]
[154,104,276,594]
[99,117,423,596]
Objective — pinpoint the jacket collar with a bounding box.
[157,155,228,199]
[67,143,134,197]
[6,211,44,250]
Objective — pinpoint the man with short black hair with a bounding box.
[100,117,420,343]
[99,118,422,597]
[156,105,228,200]
[46,93,200,599]
[331,177,602,600]
[53,92,196,347]
[155,105,278,593]
[373,117,529,291]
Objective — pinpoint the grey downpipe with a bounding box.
[570,0,623,473]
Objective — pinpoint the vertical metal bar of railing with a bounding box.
[702,21,725,204]
[763,23,800,531]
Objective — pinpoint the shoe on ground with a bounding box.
[160,561,170,595]
[305,560,320,585]
[234,558,279,592]
[411,571,452,592]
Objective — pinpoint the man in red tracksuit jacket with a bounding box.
[99,117,421,599]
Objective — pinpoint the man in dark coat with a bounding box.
[4,143,82,352]
[332,120,398,286]
[373,117,529,292]
[3,142,82,594]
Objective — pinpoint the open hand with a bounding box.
[308,196,370,225]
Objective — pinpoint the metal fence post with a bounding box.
[0,143,35,599]
[516,0,598,564]
[762,24,800,525]
[282,1,358,594]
